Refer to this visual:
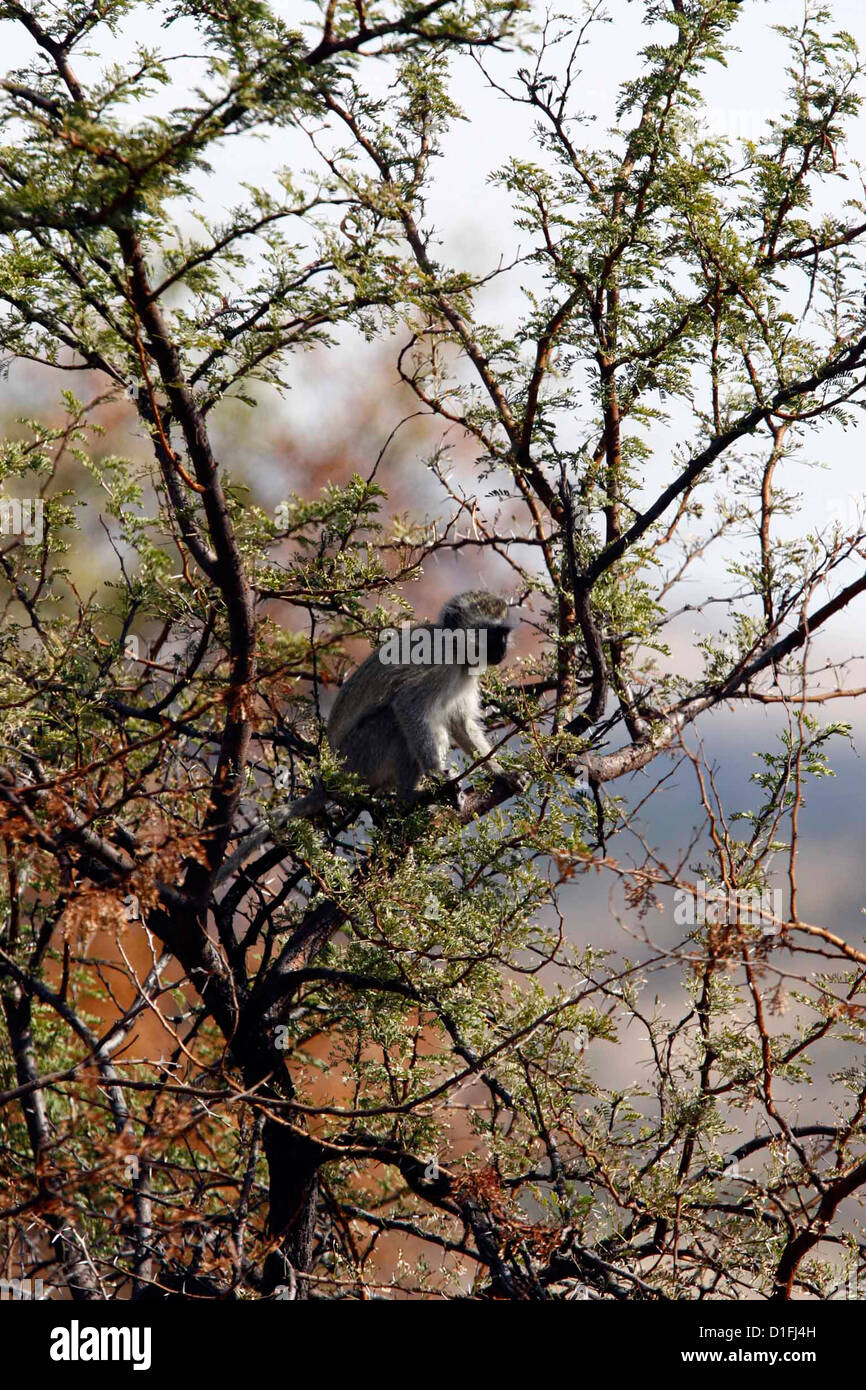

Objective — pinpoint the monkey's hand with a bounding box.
[437,775,466,812]
[414,774,464,813]
[492,768,528,797]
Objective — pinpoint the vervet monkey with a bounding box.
[328,589,514,796]
[215,591,516,885]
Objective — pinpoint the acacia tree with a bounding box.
[2,0,866,1301]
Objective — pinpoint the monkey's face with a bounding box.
[482,624,511,666]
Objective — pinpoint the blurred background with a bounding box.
[3,0,866,1153]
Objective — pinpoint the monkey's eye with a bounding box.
[484,626,510,665]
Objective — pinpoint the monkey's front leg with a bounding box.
[450,715,500,774]
[392,693,460,805]
[451,714,526,798]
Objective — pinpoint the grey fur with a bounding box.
[327,590,512,796]
[215,591,512,886]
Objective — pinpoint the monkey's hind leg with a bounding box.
[340,708,420,798]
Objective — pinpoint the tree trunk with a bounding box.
[260,1106,321,1299]
[2,986,102,1298]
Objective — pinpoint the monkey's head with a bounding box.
[437,590,515,667]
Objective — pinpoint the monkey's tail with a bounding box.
[214,782,327,887]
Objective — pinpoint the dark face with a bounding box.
[483,625,511,666]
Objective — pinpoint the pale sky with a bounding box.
[4,1,866,658]
[3,2,865,934]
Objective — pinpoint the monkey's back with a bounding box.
[327,635,434,753]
